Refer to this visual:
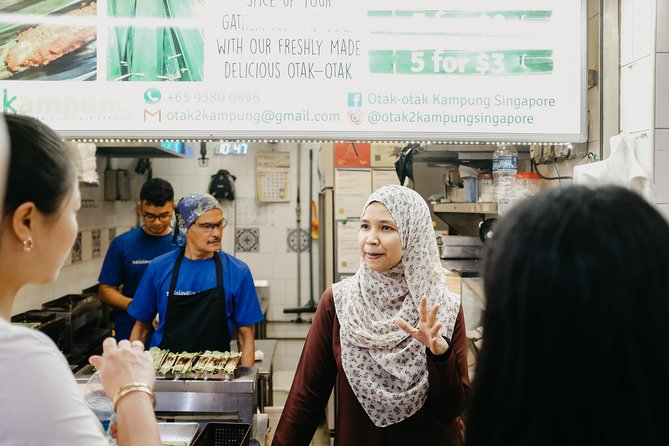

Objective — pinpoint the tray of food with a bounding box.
[150,348,243,381]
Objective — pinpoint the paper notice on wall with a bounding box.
[334,169,372,219]
[372,169,399,191]
[256,151,290,202]
[337,220,361,274]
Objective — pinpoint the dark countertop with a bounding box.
[441,258,482,277]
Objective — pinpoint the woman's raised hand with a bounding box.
[395,296,450,356]
[89,338,155,399]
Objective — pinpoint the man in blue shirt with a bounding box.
[98,178,176,340]
[129,193,263,366]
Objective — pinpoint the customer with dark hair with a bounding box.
[99,177,177,340]
[273,185,469,446]
[0,114,160,445]
[466,185,669,446]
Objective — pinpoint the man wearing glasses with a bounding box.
[129,193,263,366]
[98,178,177,341]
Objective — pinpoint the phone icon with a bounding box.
[144,88,161,105]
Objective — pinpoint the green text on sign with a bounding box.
[368,50,553,75]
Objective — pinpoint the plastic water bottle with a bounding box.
[492,144,518,215]
[84,371,115,441]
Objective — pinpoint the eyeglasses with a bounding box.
[143,212,172,222]
[193,218,228,232]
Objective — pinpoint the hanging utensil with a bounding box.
[311,200,319,240]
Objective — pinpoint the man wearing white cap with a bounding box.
[129,193,263,366]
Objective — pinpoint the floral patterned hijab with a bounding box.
[332,185,460,427]
[172,193,222,247]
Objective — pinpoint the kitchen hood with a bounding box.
[94,141,193,158]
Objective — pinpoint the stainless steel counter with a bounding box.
[231,339,276,411]
[74,338,276,426]
[75,364,258,424]
[155,366,257,424]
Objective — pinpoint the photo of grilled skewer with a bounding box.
[0,0,97,80]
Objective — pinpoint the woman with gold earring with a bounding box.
[0,114,162,445]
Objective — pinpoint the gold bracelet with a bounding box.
[112,383,156,412]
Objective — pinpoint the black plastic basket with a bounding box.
[191,422,251,446]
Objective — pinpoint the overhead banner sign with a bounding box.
[0,0,586,142]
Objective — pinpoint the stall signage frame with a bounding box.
[0,0,587,142]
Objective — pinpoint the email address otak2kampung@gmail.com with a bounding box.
[146,109,342,124]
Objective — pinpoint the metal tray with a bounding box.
[191,422,250,446]
[158,422,199,446]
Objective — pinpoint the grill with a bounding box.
[76,365,258,425]
[11,310,66,348]
[42,291,111,370]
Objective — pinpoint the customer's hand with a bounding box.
[89,338,155,398]
[395,296,450,356]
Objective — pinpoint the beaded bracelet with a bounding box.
[112,383,156,412]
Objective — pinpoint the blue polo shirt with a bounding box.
[98,227,177,340]
[128,250,264,348]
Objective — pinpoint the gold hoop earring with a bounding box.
[22,237,33,252]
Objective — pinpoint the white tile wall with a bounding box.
[620,0,653,65]
[81,230,93,262]
[150,158,170,177]
[273,252,301,279]
[620,0,635,66]
[654,129,669,203]
[620,56,653,133]
[168,159,197,176]
[657,0,669,53]
[655,53,669,128]
[236,252,274,279]
[273,338,307,372]
[179,174,210,196]
[13,258,106,315]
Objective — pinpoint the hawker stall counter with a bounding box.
[75,364,258,425]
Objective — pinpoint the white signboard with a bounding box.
[0,0,586,142]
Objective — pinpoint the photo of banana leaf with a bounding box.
[0,0,97,80]
[107,0,204,82]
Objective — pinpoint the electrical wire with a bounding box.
[531,159,573,182]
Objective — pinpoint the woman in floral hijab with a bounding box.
[273,185,470,446]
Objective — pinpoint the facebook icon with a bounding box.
[347,92,362,107]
